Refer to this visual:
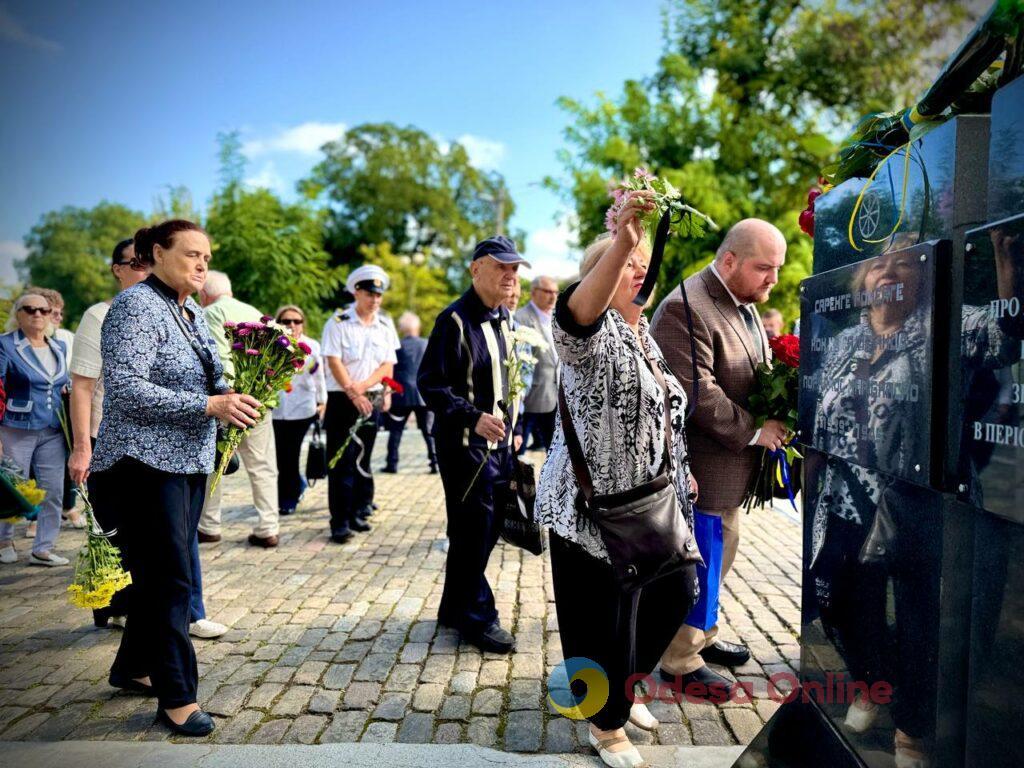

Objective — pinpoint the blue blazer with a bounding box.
[0,330,69,431]
[394,335,428,408]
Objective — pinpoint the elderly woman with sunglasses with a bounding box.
[271,305,326,516]
[0,293,71,566]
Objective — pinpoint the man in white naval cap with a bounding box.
[320,264,400,543]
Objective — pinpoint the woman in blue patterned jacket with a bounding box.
[0,292,70,567]
[88,219,261,737]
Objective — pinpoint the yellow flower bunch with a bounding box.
[15,479,45,507]
[66,487,132,611]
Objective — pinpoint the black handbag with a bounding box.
[496,458,545,556]
[557,357,703,593]
[305,421,327,485]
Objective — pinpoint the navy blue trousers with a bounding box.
[436,442,515,633]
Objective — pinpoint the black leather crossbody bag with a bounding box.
[557,351,702,593]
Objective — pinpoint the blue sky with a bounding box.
[0,0,666,283]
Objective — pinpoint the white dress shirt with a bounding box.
[273,335,328,421]
[320,309,399,392]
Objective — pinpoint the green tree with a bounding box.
[301,122,520,289]
[549,0,974,323]
[356,243,454,336]
[20,202,147,325]
[206,132,343,333]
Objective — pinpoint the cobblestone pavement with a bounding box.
[0,434,800,753]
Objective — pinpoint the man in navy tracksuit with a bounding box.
[418,235,528,654]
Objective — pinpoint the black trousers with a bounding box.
[88,443,132,622]
[325,392,377,535]
[99,457,206,709]
[436,441,514,633]
[519,410,556,454]
[812,511,940,739]
[385,406,437,470]
[550,531,698,731]
[273,416,315,510]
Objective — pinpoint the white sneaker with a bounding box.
[189,619,228,639]
[110,616,127,629]
[25,522,36,538]
[29,552,69,567]
[628,701,659,731]
[588,729,646,768]
[0,545,16,564]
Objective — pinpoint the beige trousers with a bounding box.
[660,506,741,674]
[199,416,280,538]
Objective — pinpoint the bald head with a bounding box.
[714,218,787,305]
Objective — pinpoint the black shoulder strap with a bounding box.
[147,283,219,395]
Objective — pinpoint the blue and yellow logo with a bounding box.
[546,657,609,720]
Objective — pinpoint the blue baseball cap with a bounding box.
[472,235,531,268]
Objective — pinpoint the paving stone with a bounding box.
[206,684,251,716]
[543,717,577,752]
[508,679,541,710]
[433,721,463,743]
[723,707,764,743]
[439,694,471,721]
[342,681,381,710]
[384,664,421,692]
[354,652,396,682]
[250,718,291,744]
[396,711,434,743]
[247,682,284,710]
[361,720,397,743]
[309,688,340,714]
[322,663,355,690]
[271,684,315,716]
[504,710,542,752]
[472,687,503,715]
[214,709,264,743]
[294,660,327,686]
[420,654,456,684]
[320,710,367,742]
[467,716,498,747]
[690,714,734,746]
[2,711,50,740]
[412,683,445,712]
[373,692,411,721]
[284,714,328,744]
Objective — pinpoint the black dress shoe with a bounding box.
[109,673,155,695]
[659,665,735,702]
[381,466,397,474]
[700,639,751,667]
[428,465,438,475]
[350,518,372,533]
[330,528,353,544]
[157,708,215,737]
[462,623,516,654]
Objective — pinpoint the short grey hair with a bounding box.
[6,293,50,332]
[398,311,421,336]
[203,270,232,299]
[531,275,556,289]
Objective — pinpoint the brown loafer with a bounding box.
[248,534,278,548]
[197,531,221,544]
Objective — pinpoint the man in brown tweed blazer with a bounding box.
[650,218,789,692]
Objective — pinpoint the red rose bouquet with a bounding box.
[743,333,802,512]
[210,318,310,491]
[327,376,404,472]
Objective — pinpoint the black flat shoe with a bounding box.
[462,622,516,654]
[109,673,155,696]
[350,518,372,533]
[157,708,215,737]
[331,528,353,544]
[380,466,397,474]
[659,665,735,702]
[700,639,751,667]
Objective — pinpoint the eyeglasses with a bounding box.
[114,259,147,271]
[278,317,304,325]
[20,307,52,316]
[535,288,559,296]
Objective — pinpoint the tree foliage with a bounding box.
[206,133,343,333]
[301,122,519,282]
[548,0,974,324]
[356,242,453,336]
[20,202,147,325]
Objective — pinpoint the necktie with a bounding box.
[739,305,764,362]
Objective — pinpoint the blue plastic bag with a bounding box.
[684,510,723,631]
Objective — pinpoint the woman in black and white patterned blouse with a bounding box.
[89,219,261,737]
[536,191,699,768]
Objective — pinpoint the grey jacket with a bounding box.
[514,303,559,413]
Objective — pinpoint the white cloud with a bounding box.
[0,6,61,53]
[242,121,347,158]
[524,214,580,280]
[244,161,286,193]
[455,134,506,171]
[0,240,27,284]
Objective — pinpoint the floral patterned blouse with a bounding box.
[91,276,227,475]
[535,283,695,562]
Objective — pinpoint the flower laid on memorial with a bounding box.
[0,457,46,524]
[743,334,802,512]
[67,487,132,610]
[326,377,404,472]
[605,167,718,241]
[210,318,310,491]
[462,327,548,502]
